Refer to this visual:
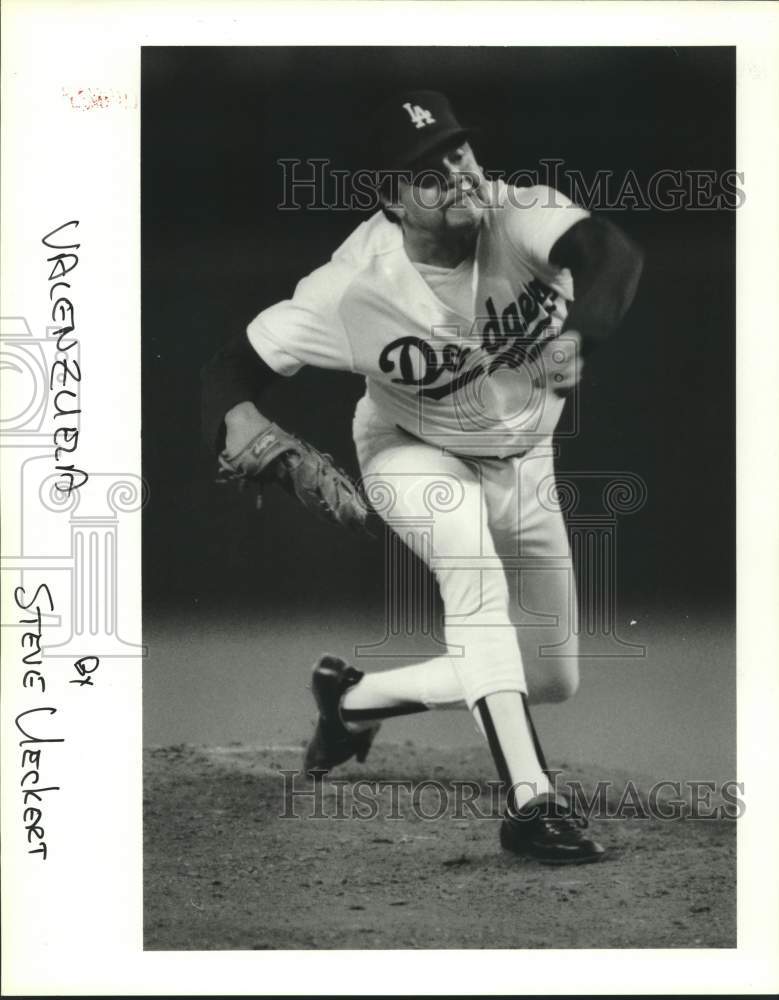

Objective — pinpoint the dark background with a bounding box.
[142,46,735,617]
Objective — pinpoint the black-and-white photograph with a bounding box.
[139,45,740,951]
[7,0,779,990]
[5,0,779,991]
[140,45,738,951]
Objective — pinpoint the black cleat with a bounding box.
[303,655,381,778]
[500,794,606,865]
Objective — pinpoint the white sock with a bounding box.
[340,656,466,730]
[341,665,556,812]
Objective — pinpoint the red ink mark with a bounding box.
[62,87,138,111]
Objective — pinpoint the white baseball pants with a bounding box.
[352,395,579,711]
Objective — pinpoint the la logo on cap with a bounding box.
[402,101,436,129]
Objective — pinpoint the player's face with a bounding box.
[392,142,487,237]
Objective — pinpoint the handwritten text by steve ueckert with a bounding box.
[14,583,100,861]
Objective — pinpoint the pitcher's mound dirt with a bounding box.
[144,743,736,950]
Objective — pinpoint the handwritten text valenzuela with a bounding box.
[43,220,88,495]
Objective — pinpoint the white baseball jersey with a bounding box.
[247,181,589,457]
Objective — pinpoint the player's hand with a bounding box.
[533,331,584,396]
[217,414,372,535]
[223,401,273,458]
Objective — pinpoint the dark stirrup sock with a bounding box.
[521,691,550,777]
[475,692,554,815]
[474,697,511,787]
[341,701,430,723]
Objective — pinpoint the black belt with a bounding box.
[395,424,530,461]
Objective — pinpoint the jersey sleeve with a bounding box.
[501,184,590,272]
[246,257,356,376]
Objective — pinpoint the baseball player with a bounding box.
[203,91,644,864]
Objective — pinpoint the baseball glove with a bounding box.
[217,422,371,535]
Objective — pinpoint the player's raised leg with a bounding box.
[305,418,550,788]
[302,420,603,862]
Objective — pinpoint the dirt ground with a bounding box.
[144,742,736,950]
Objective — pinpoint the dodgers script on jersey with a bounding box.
[247,182,589,457]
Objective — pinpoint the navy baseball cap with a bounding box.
[369,90,473,171]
